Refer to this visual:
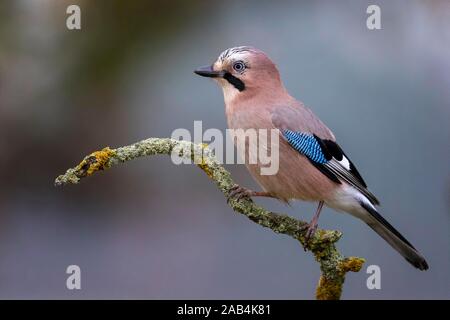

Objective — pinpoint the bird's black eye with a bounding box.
[232,61,245,73]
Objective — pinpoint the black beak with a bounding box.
[194,65,225,78]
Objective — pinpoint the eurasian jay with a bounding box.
[194,46,428,270]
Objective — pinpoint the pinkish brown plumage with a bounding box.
[194,46,428,270]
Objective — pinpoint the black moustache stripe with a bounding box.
[223,73,245,91]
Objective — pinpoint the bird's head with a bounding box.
[194,46,284,103]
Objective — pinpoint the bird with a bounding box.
[194,46,428,270]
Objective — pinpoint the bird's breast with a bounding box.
[225,105,337,202]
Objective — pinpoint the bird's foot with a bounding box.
[304,222,318,241]
[227,185,255,203]
[303,201,323,246]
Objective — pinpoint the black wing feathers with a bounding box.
[321,139,368,188]
[287,133,379,205]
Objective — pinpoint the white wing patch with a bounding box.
[337,155,351,170]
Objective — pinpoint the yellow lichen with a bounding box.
[315,257,364,299]
[313,250,327,260]
[316,275,342,300]
[340,257,365,274]
[75,147,116,177]
[196,144,215,179]
[198,159,214,179]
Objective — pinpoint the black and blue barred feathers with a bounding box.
[282,129,378,204]
[283,130,327,163]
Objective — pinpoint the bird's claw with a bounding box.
[227,185,254,203]
[305,222,318,241]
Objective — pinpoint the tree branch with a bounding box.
[54,137,364,299]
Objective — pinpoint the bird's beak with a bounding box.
[194,65,225,78]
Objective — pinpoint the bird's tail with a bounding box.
[359,202,429,271]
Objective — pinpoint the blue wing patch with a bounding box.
[281,129,379,204]
[282,130,327,163]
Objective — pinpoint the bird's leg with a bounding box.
[227,185,275,203]
[305,201,324,241]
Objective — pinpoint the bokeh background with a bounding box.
[0,0,449,299]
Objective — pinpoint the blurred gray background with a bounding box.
[0,0,449,299]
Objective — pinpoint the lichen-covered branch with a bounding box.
[55,137,364,299]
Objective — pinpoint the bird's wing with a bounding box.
[271,107,379,205]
